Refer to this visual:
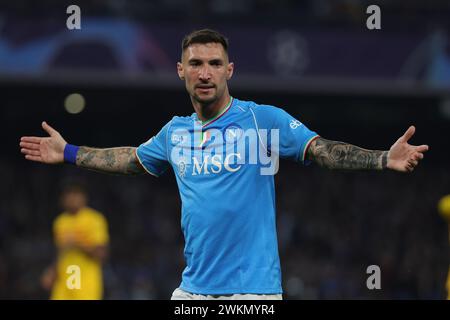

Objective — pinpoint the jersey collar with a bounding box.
[193,97,234,128]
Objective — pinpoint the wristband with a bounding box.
[64,144,80,164]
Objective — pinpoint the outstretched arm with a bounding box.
[75,146,144,175]
[20,121,145,175]
[306,137,388,170]
[306,126,429,172]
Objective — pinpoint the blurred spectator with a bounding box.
[41,183,109,300]
[438,194,450,300]
[1,158,448,299]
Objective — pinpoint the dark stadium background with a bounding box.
[0,1,449,299]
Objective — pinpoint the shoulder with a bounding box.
[141,116,189,143]
[235,99,283,115]
[165,115,194,131]
[235,98,287,127]
[80,207,107,223]
[53,212,68,226]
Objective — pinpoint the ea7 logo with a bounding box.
[171,133,187,144]
[289,119,302,129]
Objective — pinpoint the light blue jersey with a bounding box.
[136,97,319,295]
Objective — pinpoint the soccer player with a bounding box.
[40,184,109,300]
[438,194,450,300]
[21,29,428,300]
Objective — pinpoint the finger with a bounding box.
[414,152,424,160]
[19,141,40,150]
[42,121,58,137]
[21,148,41,156]
[408,160,418,167]
[24,154,43,162]
[415,145,429,153]
[400,126,415,143]
[21,136,42,143]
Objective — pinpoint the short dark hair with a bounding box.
[181,29,229,54]
[61,182,87,196]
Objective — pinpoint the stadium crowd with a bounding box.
[0,157,448,299]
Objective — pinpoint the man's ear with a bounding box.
[177,62,185,80]
[226,62,234,80]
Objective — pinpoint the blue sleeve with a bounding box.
[136,121,172,176]
[253,105,319,164]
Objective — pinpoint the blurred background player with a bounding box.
[40,184,109,300]
[438,194,450,300]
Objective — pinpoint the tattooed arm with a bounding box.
[306,137,388,170]
[306,126,429,172]
[20,121,145,175]
[76,147,145,175]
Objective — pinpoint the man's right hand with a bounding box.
[20,121,67,164]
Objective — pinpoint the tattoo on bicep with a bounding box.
[307,137,388,170]
[76,147,145,175]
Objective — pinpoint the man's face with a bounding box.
[177,42,234,105]
[61,191,87,213]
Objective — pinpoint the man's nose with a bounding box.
[198,65,211,80]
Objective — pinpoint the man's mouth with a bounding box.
[196,84,215,90]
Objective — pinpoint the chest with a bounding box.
[168,113,275,179]
[55,215,92,241]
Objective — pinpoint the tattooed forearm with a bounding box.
[307,137,388,170]
[76,147,145,175]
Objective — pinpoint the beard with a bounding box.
[192,92,217,105]
[191,85,219,105]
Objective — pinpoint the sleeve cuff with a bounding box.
[301,135,320,164]
[135,148,160,177]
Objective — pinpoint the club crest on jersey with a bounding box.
[224,124,243,144]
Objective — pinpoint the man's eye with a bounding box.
[190,62,201,66]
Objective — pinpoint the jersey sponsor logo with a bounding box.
[170,127,279,176]
[192,153,242,175]
[289,119,302,129]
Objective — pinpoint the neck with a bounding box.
[67,206,83,214]
[192,92,231,123]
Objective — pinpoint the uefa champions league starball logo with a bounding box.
[178,159,187,178]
